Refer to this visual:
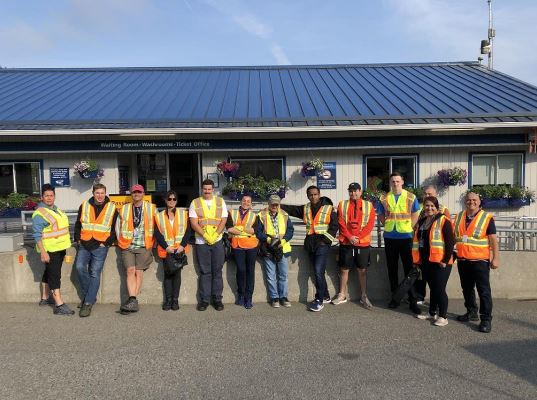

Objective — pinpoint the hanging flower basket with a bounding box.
[73,160,104,180]
[300,158,324,178]
[437,167,467,187]
[215,160,240,179]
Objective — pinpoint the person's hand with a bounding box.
[439,262,446,268]
[350,236,359,245]
[490,258,500,269]
[40,251,50,263]
[202,232,212,244]
[166,246,175,254]
[176,245,184,254]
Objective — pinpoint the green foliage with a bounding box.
[362,189,385,203]
[466,185,535,201]
[405,186,424,201]
[223,174,289,200]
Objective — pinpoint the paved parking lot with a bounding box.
[1,299,536,399]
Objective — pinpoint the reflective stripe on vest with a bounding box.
[383,190,415,234]
[303,203,335,243]
[118,201,155,250]
[80,201,115,242]
[32,207,71,252]
[192,196,224,241]
[338,199,373,246]
[454,210,492,260]
[229,209,258,249]
[156,209,188,258]
[258,209,291,254]
[412,215,453,264]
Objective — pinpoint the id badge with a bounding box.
[134,227,139,237]
[462,235,468,243]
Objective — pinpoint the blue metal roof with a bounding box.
[1,62,536,130]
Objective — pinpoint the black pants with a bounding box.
[233,247,257,300]
[384,238,416,303]
[41,250,66,290]
[458,260,493,321]
[421,262,452,318]
[163,268,182,300]
[415,278,427,302]
[195,242,225,303]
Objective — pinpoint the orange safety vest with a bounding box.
[191,196,224,241]
[79,200,116,242]
[229,209,259,249]
[454,209,492,261]
[412,215,453,265]
[337,199,373,246]
[117,201,156,250]
[155,208,190,258]
[303,203,335,243]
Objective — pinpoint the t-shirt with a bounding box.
[189,197,228,245]
[377,194,420,239]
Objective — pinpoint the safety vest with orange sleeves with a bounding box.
[79,201,116,242]
[303,203,336,243]
[191,196,225,242]
[337,199,374,246]
[454,209,493,261]
[155,208,190,258]
[412,215,454,265]
[117,201,156,250]
[32,207,72,252]
[229,209,259,249]
[381,189,416,234]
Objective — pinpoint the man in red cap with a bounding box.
[117,184,156,314]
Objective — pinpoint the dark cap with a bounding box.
[347,182,361,191]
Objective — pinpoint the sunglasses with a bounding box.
[167,197,177,201]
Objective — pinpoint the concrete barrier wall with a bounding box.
[0,246,535,304]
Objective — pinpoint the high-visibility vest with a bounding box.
[32,207,71,252]
[412,215,453,264]
[303,203,335,243]
[338,199,373,246]
[155,208,189,258]
[382,190,416,234]
[258,209,292,254]
[229,209,259,249]
[117,201,156,250]
[79,200,116,242]
[191,196,224,242]
[454,209,492,261]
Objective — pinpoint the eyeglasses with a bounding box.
[167,197,177,201]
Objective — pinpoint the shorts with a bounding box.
[41,250,66,290]
[121,248,153,270]
[338,245,370,269]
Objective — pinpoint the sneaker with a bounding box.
[171,299,179,311]
[359,296,373,310]
[162,299,172,311]
[120,298,139,313]
[244,299,253,309]
[388,300,399,309]
[308,299,324,312]
[416,300,425,306]
[39,298,54,307]
[331,294,348,305]
[323,297,332,304]
[79,303,92,317]
[235,295,245,306]
[271,299,280,308]
[434,317,449,327]
[213,301,224,311]
[197,302,209,311]
[53,303,75,315]
[409,303,422,315]
[456,311,479,322]
[417,313,438,321]
[478,320,491,333]
[279,297,291,307]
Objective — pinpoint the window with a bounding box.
[230,157,285,181]
[0,162,41,196]
[137,154,168,193]
[472,154,523,186]
[365,156,417,192]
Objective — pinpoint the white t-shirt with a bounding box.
[189,197,228,244]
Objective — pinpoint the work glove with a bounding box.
[279,239,287,248]
[203,232,214,245]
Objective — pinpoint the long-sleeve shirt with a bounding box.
[32,202,64,242]
[337,198,376,247]
[153,209,192,251]
[417,215,455,264]
[255,212,294,243]
[74,197,118,250]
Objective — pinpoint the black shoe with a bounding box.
[456,311,479,322]
[171,299,179,311]
[162,298,172,311]
[409,303,422,315]
[388,300,399,309]
[479,320,492,333]
[197,302,209,311]
[213,301,224,311]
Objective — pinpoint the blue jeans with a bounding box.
[75,245,108,305]
[308,244,330,301]
[262,256,289,300]
[233,247,257,299]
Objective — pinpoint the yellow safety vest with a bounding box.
[258,209,292,254]
[191,196,224,242]
[32,207,71,252]
[303,203,335,243]
[382,190,416,234]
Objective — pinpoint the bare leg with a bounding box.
[338,268,350,297]
[40,282,50,300]
[50,288,65,306]
[135,270,144,296]
[126,266,137,297]
[358,268,368,298]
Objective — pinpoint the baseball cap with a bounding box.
[131,184,145,193]
[347,182,362,191]
[268,195,281,205]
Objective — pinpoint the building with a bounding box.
[1,62,536,216]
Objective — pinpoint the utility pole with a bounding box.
[488,0,495,69]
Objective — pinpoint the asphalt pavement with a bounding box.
[1,299,536,400]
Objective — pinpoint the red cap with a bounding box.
[130,184,145,193]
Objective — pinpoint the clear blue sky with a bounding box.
[1,0,536,85]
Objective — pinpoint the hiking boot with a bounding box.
[53,303,75,315]
[120,298,139,313]
[456,311,479,322]
[171,299,179,311]
[162,298,172,311]
[409,303,422,315]
[308,299,324,312]
[359,296,373,310]
[271,299,280,308]
[213,301,224,311]
[331,294,348,305]
[279,297,291,307]
[434,317,449,327]
[235,295,245,306]
[79,303,92,317]
[197,302,209,311]
[479,320,492,333]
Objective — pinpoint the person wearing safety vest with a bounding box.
[154,190,192,311]
[378,172,421,314]
[32,183,74,315]
[454,191,499,333]
[255,195,294,308]
[280,185,338,312]
[226,194,259,309]
[415,185,451,305]
[189,179,228,312]
[117,184,157,314]
[412,197,455,327]
[332,182,376,310]
[74,183,118,317]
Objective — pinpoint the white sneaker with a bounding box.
[417,313,438,321]
[416,301,425,306]
[434,317,449,327]
[331,294,348,305]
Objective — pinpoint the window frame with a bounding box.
[229,156,286,181]
[363,154,419,191]
[0,160,43,195]
[468,152,525,187]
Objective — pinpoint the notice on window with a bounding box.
[146,180,156,192]
[50,168,70,187]
[317,161,336,190]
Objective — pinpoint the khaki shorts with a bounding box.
[121,248,153,270]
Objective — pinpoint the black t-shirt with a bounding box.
[465,211,496,235]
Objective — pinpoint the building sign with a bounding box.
[109,194,152,211]
[317,161,336,189]
[99,141,211,150]
[50,168,70,187]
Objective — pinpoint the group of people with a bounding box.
[32,171,499,333]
